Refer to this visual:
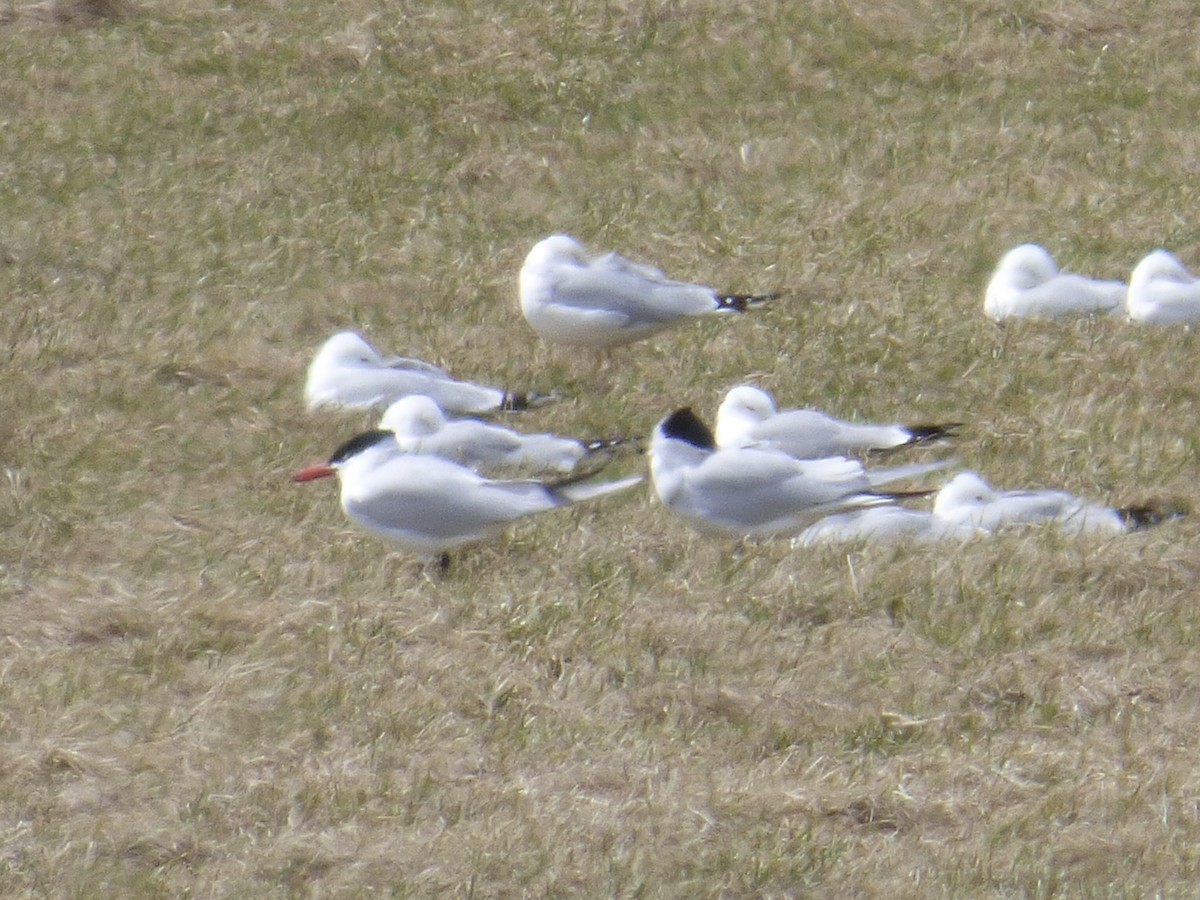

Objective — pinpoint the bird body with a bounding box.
[379,395,624,474]
[716,385,957,459]
[649,408,942,538]
[519,234,773,349]
[293,429,640,556]
[795,505,983,546]
[1126,249,1200,324]
[933,471,1139,535]
[984,244,1126,321]
[305,331,537,414]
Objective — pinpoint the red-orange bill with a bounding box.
[292,464,336,483]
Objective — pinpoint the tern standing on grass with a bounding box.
[292,429,642,561]
[648,408,947,538]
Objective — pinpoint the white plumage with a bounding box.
[293,429,641,557]
[715,385,957,459]
[984,244,1126,321]
[933,471,1132,535]
[649,408,946,538]
[519,234,773,349]
[795,506,983,546]
[379,395,626,474]
[305,331,540,414]
[1126,249,1200,324]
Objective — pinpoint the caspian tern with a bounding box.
[932,471,1182,535]
[715,385,959,460]
[304,331,549,414]
[1126,249,1200,324]
[292,429,642,557]
[519,234,776,349]
[648,408,948,538]
[378,394,630,474]
[794,505,983,546]
[984,244,1126,321]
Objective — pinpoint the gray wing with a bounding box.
[549,254,719,324]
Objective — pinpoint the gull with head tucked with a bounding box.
[304,331,548,414]
[379,394,630,475]
[932,471,1182,535]
[984,244,1126,321]
[519,234,775,350]
[1126,249,1200,324]
[716,385,959,460]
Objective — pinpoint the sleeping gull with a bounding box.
[1126,249,1200,324]
[716,385,959,460]
[379,394,630,474]
[304,331,550,414]
[519,234,775,349]
[984,244,1126,321]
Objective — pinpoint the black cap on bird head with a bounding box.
[660,408,716,450]
[328,429,396,465]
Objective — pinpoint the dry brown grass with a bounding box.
[5,0,1200,894]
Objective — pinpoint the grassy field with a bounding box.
[4,0,1200,894]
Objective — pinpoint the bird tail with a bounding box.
[553,474,644,504]
[864,458,955,489]
[1116,499,1189,531]
[715,292,778,313]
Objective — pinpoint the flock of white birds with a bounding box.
[985,243,1200,323]
[293,235,1185,566]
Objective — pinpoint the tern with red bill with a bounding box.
[649,408,950,538]
[304,331,551,414]
[293,429,642,558]
[519,234,776,349]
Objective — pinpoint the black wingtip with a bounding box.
[661,407,717,450]
[1116,499,1189,531]
[715,292,778,313]
[328,429,395,464]
[500,389,561,411]
[583,436,637,454]
[906,422,964,444]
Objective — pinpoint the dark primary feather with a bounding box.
[868,422,963,458]
[714,292,778,313]
[905,422,963,443]
[1116,499,1189,530]
[500,389,559,411]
